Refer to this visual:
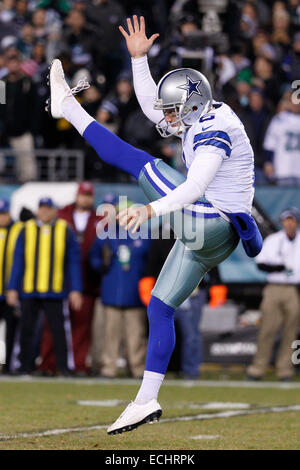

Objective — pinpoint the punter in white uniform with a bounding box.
[47,15,262,435]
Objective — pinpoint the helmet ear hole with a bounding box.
[192,106,198,111]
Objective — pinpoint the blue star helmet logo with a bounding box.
[177,75,203,99]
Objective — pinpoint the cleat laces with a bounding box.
[67,77,90,97]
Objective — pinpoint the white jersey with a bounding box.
[255,230,300,284]
[182,102,255,214]
[264,111,300,179]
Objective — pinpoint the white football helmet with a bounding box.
[154,68,213,138]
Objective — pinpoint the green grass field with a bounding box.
[1,376,300,450]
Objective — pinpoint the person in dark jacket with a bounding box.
[238,87,272,183]
[84,0,126,84]
[6,197,82,375]
[89,202,151,378]
[0,49,38,182]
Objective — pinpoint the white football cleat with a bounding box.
[107,399,162,435]
[45,58,90,119]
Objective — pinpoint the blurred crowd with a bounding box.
[0,0,299,183]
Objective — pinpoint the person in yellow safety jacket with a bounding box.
[7,197,82,375]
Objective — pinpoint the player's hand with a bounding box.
[119,15,159,59]
[69,291,83,311]
[117,204,155,234]
[6,290,19,307]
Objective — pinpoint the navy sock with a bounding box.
[145,295,176,374]
[83,120,155,179]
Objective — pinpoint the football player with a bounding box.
[46,15,262,435]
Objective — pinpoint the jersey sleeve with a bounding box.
[192,113,232,160]
[263,115,281,152]
[131,56,165,125]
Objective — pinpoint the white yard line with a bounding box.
[188,402,251,410]
[77,400,126,407]
[1,404,300,442]
[1,376,300,389]
[190,435,220,440]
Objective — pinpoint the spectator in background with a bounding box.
[122,109,156,155]
[14,0,31,29]
[78,83,107,179]
[31,8,48,42]
[6,197,82,375]
[0,48,38,181]
[281,31,300,81]
[40,182,103,375]
[288,0,300,28]
[252,56,282,107]
[36,0,71,16]
[0,0,16,24]
[251,30,277,63]
[247,207,300,381]
[0,198,23,374]
[81,83,103,117]
[97,75,138,141]
[89,192,116,375]
[17,23,35,58]
[62,8,94,71]
[230,43,252,75]
[263,95,300,185]
[236,78,252,108]
[84,0,127,85]
[239,2,259,40]
[239,87,272,183]
[31,7,62,62]
[89,200,150,378]
[271,5,291,58]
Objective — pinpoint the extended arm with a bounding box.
[119,15,163,124]
[149,152,223,216]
